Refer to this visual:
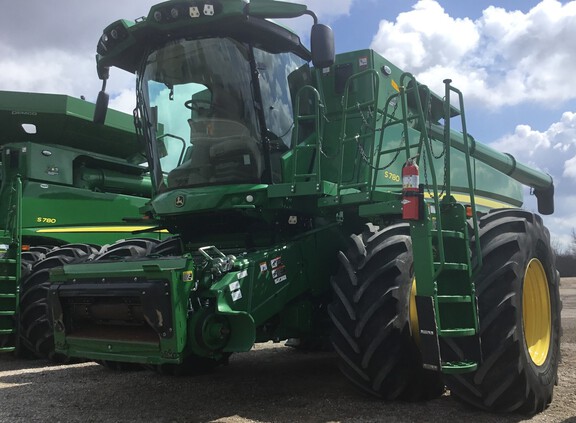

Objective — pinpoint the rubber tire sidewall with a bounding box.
[445,209,560,413]
[329,222,444,401]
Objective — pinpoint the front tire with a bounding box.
[444,209,561,413]
[328,223,444,401]
[19,244,99,360]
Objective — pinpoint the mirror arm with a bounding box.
[302,10,318,24]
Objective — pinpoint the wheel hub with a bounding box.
[522,258,551,366]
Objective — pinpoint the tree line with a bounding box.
[554,228,576,278]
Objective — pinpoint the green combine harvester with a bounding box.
[47,0,559,414]
[0,90,161,360]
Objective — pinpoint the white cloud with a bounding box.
[109,88,137,115]
[370,0,576,108]
[0,41,137,109]
[490,111,576,252]
[564,155,576,179]
[490,111,576,179]
[0,49,96,98]
[276,0,355,42]
[371,0,478,70]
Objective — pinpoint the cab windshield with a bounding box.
[138,37,309,190]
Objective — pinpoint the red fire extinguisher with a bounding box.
[402,158,421,220]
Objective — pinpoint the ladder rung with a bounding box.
[439,328,476,337]
[0,277,17,281]
[441,360,477,374]
[0,259,17,264]
[431,230,465,239]
[434,262,468,271]
[0,347,16,353]
[437,295,472,303]
[0,311,15,316]
[0,329,14,334]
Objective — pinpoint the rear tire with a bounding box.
[328,223,444,401]
[444,209,561,413]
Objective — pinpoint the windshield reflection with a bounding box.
[140,37,311,190]
[142,38,261,189]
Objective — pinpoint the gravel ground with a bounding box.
[1,278,575,423]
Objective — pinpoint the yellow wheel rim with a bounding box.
[409,278,420,345]
[522,258,551,366]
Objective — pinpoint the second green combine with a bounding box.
[0,90,162,360]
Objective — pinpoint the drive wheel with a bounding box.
[151,236,183,256]
[444,209,561,413]
[19,244,99,360]
[95,238,160,261]
[328,222,444,400]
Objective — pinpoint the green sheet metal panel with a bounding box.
[0,90,142,160]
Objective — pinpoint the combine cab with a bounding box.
[47,0,559,414]
[0,91,160,359]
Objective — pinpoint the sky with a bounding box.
[1,0,575,251]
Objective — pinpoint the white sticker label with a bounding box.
[230,281,242,302]
[260,262,268,272]
[203,4,215,15]
[274,275,287,284]
[231,290,242,301]
[237,270,248,280]
[189,6,200,17]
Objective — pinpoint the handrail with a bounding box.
[291,85,323,187]
[443,80,482,273]
[399,72,446,281]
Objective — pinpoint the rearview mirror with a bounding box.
[311,24,335,69]
[93,90,109,125]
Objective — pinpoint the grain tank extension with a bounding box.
[48,0,560,414]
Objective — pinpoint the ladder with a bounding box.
[397,75,482,373]
[0,176,22,353]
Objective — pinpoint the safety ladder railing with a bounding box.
[336,71,431,198]
[289,85,324,192]
[396,74,481,373]
[0,176,22,353]
[336,70,380,196]
[370,79,430,193]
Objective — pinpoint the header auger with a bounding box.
[45,0,559,414]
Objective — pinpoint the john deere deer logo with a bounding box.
[175,195,185,208]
